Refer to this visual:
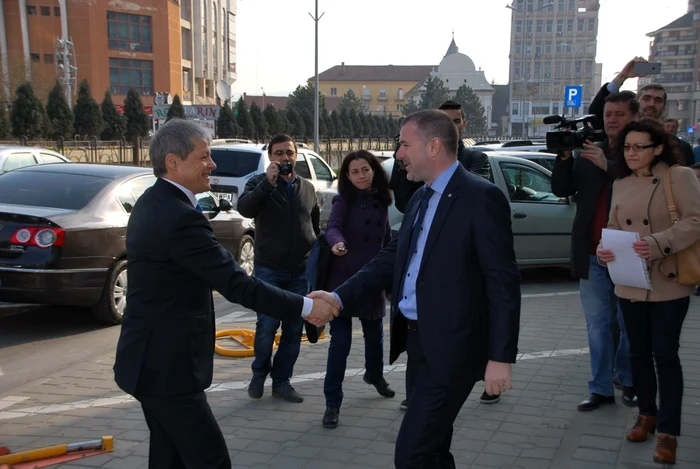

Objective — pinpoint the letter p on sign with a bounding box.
[564,86,582,108]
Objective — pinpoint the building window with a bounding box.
[536,20,543,34]
[545,41,552,55]
[30,53,40,62]
[577,19,585,33]
[181,27,192,61]
[397,104,403,112]
[552,102,560,115]
[516,20,523,34]
[512,102,519,116]
[54,6,60,16]
[514,62,521,77]
[556,20,563,34]
[515,41,522,55]
[568,0,576,11]
[379,88,387,100]
[397,88,404,100]
[26,5,37,15]
[566,19,574,34]
[109,58,154,95]
[330,87,337,96]
[44,54,54,64]
[546,20,553,33]
[544,62,551,76]
[588,18,596,33]
[534,62,541,77]
[107,12,153,53]
[557,0,565,11]
[40,6,50,16]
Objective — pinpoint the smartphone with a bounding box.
[634,62,662,75]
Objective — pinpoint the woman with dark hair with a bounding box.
[321,150,395,429]
[597,118,700,465]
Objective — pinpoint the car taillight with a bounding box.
[10,227,65,248]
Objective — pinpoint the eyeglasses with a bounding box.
[623,143,656,153]
[272,150,297,157]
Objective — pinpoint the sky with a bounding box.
[230,0,691,99]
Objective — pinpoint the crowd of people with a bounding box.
[107,56,698,469]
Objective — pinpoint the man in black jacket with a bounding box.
[238,134,321,403]
[589,58,694,166]
[114,120,337,468]
[551,92,637,412]
[389,101,491,214]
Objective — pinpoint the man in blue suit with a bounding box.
[309,109,521,468]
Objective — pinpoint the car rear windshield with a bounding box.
[210,149,261,177]
[0,171,111,210]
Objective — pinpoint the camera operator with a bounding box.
[589,58,693,166]
[389,101,491,214]
[238,134,321,403]
[551,92,638,412]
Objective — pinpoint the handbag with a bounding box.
[303,233,332,343]
[660,165,700,286]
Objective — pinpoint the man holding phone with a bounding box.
[237,134,321,403]
[589,58,694,166]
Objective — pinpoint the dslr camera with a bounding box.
[278,162,294,175]
[544,114,605,152]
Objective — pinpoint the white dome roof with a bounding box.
[439,52,476,73]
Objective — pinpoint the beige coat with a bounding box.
[605,161,700,302]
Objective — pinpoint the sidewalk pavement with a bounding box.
[0,291,699,469]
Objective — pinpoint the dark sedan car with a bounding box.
[0,163,255,325]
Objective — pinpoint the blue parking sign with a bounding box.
[564,86,582,108]
[688,126,695,134]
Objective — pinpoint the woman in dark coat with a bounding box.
[322,150,395,429]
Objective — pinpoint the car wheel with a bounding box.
[92,259,127,325]
[237,235,255,276]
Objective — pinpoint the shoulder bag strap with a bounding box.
[663,165,680,224]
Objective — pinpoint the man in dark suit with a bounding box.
[113,119,338,469]
[310,110,521,468]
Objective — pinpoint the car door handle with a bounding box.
[513,212,528,219]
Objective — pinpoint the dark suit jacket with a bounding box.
[114,178,304,397]
[335,165,521,382]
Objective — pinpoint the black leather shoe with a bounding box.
[272,385,304,403]
[622,386,638,407]
[480,391,501,404]
[363,375,396,398]
[322,406,339,429]
[400,399,408,411]
[577,393,615,411]
[248,375,265,399]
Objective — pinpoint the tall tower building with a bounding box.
[507,0,601,137]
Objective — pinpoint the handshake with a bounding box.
[304,291,341,327]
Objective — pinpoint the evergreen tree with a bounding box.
[301,109,314,138]
[324,108,336,137]
[285,107,305,136]
[350,109,363,137]
[330,110,343,136]
[337,89,363,114]
[100,90,126,140]
[369,114,379,136]
[73,79,104,138]
[165,94,186,122]
[340,108,353,136]
[377,116,388,136]
[402,98,420,116]
[287,85,325,132]
[453,84,488,135]
[11,82,47,139]
[419,76,451,110]
[234,97,255,139]
[319,107,329,137]
[0,106,9,139]
[263,104,279,136]
[123,88,149,143]
[249,102,268,140]
[216,101,238,138]
[46,81,74,140]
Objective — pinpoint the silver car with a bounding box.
[0,146,71,175]
[318,154,574,267]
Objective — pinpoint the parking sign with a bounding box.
[564,86,582,108]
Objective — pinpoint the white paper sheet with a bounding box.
[601,229,652,290]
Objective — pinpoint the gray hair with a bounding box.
[150,119,212,177]
[401,109,459,158]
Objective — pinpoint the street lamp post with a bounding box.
[506,2,554,137]
[309,1,324,152]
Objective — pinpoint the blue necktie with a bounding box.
[195,203,203,212]
[400,186,434,293]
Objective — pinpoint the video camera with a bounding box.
[544,114,604,152]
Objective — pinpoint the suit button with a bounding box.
[643,219,649,225]
[626,219,632,225]
[664,247,671,254]
[652,178,659,184]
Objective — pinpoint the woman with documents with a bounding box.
[597,118,700,466]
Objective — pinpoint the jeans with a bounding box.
[579,256,633,396]
[620,297,689,436]
[324,316,384,408]
[251,265,308,389]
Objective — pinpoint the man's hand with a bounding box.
[613,57,648,86]
[580,140,608,171]
[633,240,651,260]
[484,361,512,396]
[558,150,573,161]
[307,290,341,309]
[266,162,280,185]
[306,296,339,326]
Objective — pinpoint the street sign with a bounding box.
[564,86,582,108]
[688,126,695,134]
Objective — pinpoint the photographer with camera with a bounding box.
[551,92,638,412]
[589,58,694,166]
[238,134,321,403]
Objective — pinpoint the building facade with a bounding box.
[507,0,601,137]
[315,63,434,116]
[0,0,237,108]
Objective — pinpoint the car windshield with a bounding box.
[0,171,112,210]
[210,149,261,177]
